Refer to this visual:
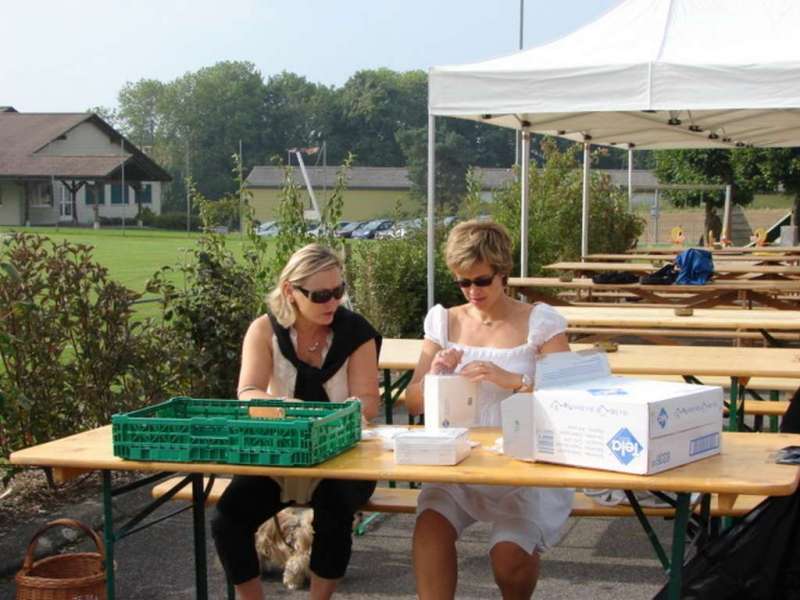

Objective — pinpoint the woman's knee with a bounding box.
[490,543,539,595]
[414,509,458,544]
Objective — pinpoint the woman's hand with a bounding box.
[430,348,464,374]
[460,359,520,390]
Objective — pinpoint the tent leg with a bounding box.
[427,113,436,310]
[581,142,591,260]
[520,130,531,277]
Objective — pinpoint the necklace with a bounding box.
[307,339,321,352]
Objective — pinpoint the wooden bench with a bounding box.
[151,476,764,519]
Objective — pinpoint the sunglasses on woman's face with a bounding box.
[454,273,497,289]
[294,282,346,304]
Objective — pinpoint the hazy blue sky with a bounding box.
[2,0,621,113]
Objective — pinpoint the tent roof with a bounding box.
[429,0,800,149]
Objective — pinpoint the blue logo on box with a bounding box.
[607,427,644,465]
[657,407,669,429]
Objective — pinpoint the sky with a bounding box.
[2,0,621,113]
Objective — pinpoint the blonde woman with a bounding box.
[405,220,573,600]
[211,243,381,600]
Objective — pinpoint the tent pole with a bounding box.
[581,142,591,260]
[722,184,732,245]
[628,148,634,210]
[427,113,436,310]
[520,130,531,277]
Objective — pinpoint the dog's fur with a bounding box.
[254,507,314,590]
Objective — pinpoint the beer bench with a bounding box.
[151,476,765,520]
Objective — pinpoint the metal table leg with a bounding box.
[191,473,208,600]
[667,492,692,600]
[101,470,116,600]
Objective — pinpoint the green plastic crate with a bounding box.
[112,397,362,466]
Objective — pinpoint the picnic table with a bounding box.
[627,246,800,256]
[10,426,800,600]
[545,261,800,280]
[508,276,800,310]
[377,338,800,429]
[555,305,800,345]
[587,253,799,264]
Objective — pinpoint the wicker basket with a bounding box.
[15,518,106,600]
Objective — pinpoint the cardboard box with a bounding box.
[394,428,471,465]
[501,351,723,474]
[424,374,478,430]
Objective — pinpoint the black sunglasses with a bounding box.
[454,273,497,289]
[294,282,346,303]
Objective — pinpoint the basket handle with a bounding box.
[22,518,106,570]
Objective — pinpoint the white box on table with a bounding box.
[501,351,723,475]
[394,428,471,465]
[424,374,478,430]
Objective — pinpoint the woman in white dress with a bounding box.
[405,220,573,600]
[211,244,382,600]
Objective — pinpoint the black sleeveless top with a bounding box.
[268,307,382,402]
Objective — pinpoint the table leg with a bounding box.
[191,473,209,600]
[101,470,116,600]
[729,377,741,431]
[666,492,691,600]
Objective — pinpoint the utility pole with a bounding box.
[185,141,191,236]
[120,136,126,236]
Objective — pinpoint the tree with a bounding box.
[654,149,754,243]
[331,68,428,166]
[397,124,471,212]
[732,147,800,227]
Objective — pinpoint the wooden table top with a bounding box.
[377,338,800,378]
[10,426,800,497]
[508,276,800,292]
[627,246,800,255]
[545,261,800,276]
[587,253,797,263]
[557,305,800,330]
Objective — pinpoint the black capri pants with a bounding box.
[211,474,376,584]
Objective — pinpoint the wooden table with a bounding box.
[627,246,800,256]
[378,338,800,429]
[545,261,800,280]
[587,253,799,264]
[11,427,800,600]
[508,276,800,310]
[556,305,800,345]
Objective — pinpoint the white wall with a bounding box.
[66,181,162,224]
[39,122,130,158]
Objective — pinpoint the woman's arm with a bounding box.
[237,315,274,400]
[346,339,380,421]
[539,331,570,356]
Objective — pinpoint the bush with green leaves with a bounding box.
[346,229,462,338]
[0,233,190,479]
[491,138,644,274]
[147,167,262,400]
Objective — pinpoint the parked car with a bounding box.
[351,219,395,240]
[392,218,424,239]
[336,221,366,238]
[256,221,280,237]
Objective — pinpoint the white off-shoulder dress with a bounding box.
[417,303,574,553]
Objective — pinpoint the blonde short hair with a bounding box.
[267,244,343,327]
[445,220,514,276]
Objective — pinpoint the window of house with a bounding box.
[139,184,152,204]
[85,183,105,205]
[30,182,53,207]
[110,183,131,204]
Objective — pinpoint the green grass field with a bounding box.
[1,226,254,319]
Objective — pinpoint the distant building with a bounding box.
[0,108,170,226]
[245,165,657,222]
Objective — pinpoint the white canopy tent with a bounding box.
[426,0,800,308]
